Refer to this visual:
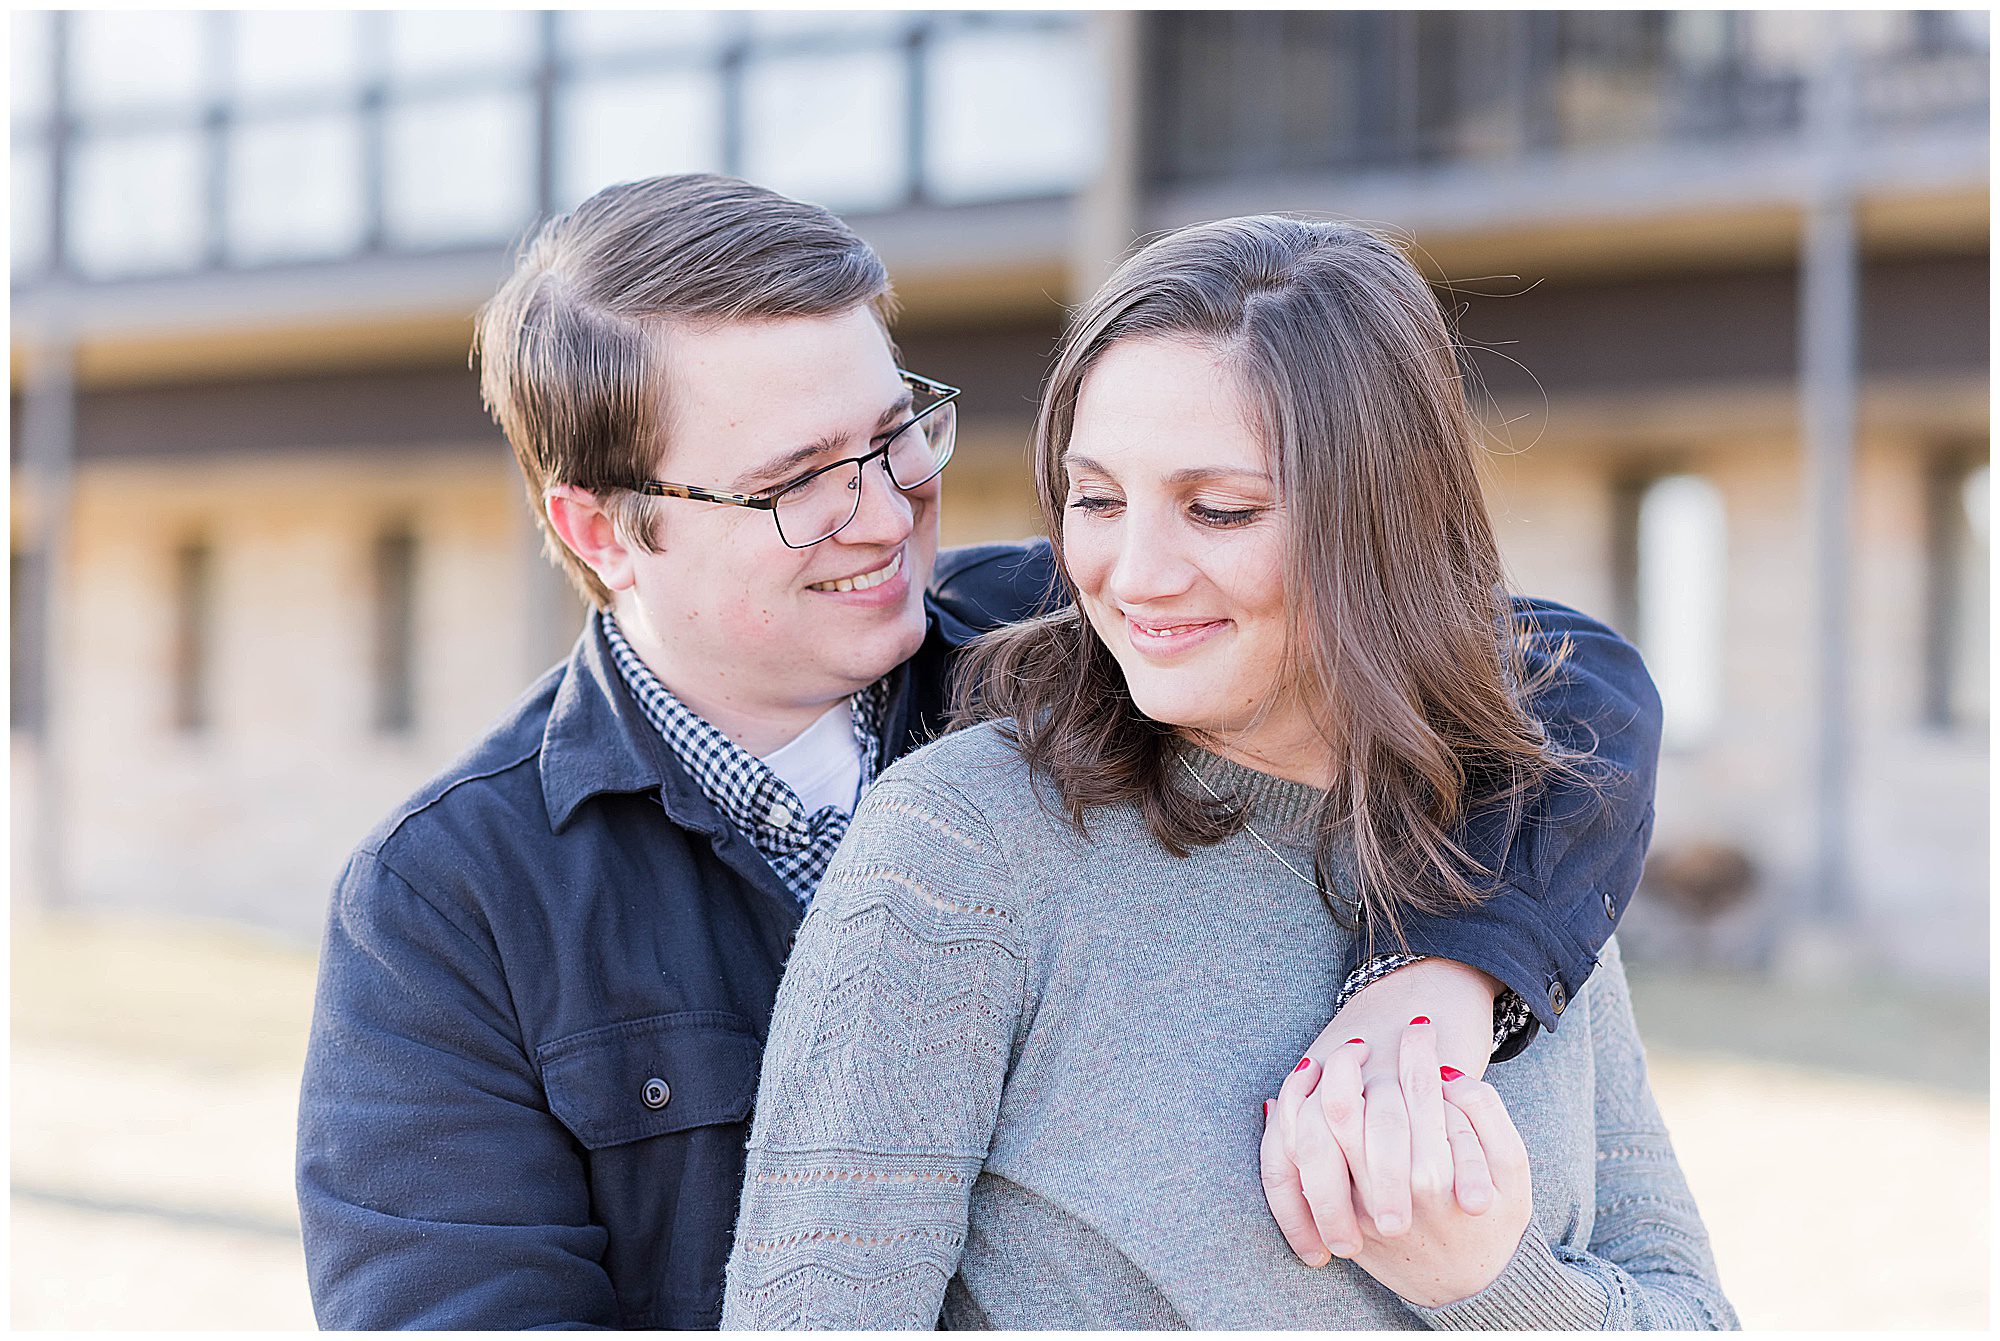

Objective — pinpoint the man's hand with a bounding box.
[1259,958,1502,1265]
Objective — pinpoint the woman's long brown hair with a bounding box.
[954,215,1593,951]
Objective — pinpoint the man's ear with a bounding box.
[544,486,638,596]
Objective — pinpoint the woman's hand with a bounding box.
[1259,961,1501,1264]
[1347,1054,1535,1307]
[1263,1025,1533,1304]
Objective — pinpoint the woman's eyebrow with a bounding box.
[1163,465,1272,485]
[1062,453,1270,487]
[734,390,918,491]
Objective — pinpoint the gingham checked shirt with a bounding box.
[601,610,885,908]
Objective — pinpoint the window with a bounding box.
[1924,453,1989,729]
[745,11,909,40]
[1625,473,1728,749]
[226,112,368,264]
[171,539,215,734]
[741,47,908,213]
[372,526,419,734]
[228,11,365,104]
[11,10,54,124]
[925,24,1101,202]
[386,11,539,85]
[11,140,51,277]
[557,10,730,61]
[18,10,1102,280]
[383,89,537,249]
[556,69,724,209]
[70,10,211,119]
[67,127,208,278]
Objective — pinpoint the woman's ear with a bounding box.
[544,486,638,595]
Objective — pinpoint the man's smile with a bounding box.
[807,549,903,593]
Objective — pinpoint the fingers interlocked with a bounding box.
[1398,1020,1454,1222]
[1260,1020,1510,1268]
[1260,1059,1332,1267]
[1298,1043,1368,1258]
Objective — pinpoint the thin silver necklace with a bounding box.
[1178,752,1343,904]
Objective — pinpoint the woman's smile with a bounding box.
[1122,612,1231,656]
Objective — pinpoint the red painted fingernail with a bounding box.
[1263,1099,1271,1116]
[1345,1037,1365,1046]
[1440,1065,1464,1081]
[1294,1057,1311,1073]
[1410,1016,1431,1026]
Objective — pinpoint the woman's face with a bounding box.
[1062,337,1325,781]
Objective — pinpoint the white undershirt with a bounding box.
[757,698,866,819]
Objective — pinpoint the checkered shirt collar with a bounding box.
[599,610,886,905]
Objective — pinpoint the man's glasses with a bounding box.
[628,370,960,549]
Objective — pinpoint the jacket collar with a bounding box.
[539,599,969,835]
[924,591,985,652]
[540,614,729,836]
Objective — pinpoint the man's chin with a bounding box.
[847,610,928,686]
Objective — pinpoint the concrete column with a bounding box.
[532,10,560,220]
[1798,17,1860,927]
[1069,10,1145,303]
[18,336,78,910]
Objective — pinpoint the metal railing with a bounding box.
[1144,10,1989,185]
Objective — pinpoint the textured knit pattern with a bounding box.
[601,609,885,904]
[722,723,1735,1331]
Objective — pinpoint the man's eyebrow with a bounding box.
[1061,453,1272,487]
[732,390,917,492]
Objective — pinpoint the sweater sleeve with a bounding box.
[721,772,1027,1330]
[1409,940,1739,1331]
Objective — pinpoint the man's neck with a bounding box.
[671,682,846,759]
[608,610,851,757]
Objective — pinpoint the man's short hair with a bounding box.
[473,174,896,608]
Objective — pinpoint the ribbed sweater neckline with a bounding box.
[1170,738,1327,846]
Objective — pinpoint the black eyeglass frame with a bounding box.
[626,369,961,549]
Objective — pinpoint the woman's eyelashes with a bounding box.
[1187,502,1263,528]
[1066,492,1267,528]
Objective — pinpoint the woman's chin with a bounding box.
[1127,693,1229,738]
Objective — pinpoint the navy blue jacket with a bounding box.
[297,540,1659,1330]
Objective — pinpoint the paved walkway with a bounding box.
[9,912,1989,1329]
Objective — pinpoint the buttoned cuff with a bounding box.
[1403,1220,1609,1331]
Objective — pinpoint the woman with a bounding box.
[719,216,1734,1329]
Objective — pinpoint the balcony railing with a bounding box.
[1144,10,1989,186]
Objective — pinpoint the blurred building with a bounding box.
[10,11,1988,978]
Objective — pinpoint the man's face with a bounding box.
[616,306,939,728]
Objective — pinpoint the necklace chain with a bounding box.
[1178,753,1346,904]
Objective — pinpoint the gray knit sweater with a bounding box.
[721,723,1736,1330]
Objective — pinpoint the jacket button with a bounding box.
[642,1078,670,1110]
[1603,891,1618,920]
[1548,980,1568,1016]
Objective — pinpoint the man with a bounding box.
[297,175,1659,1328]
